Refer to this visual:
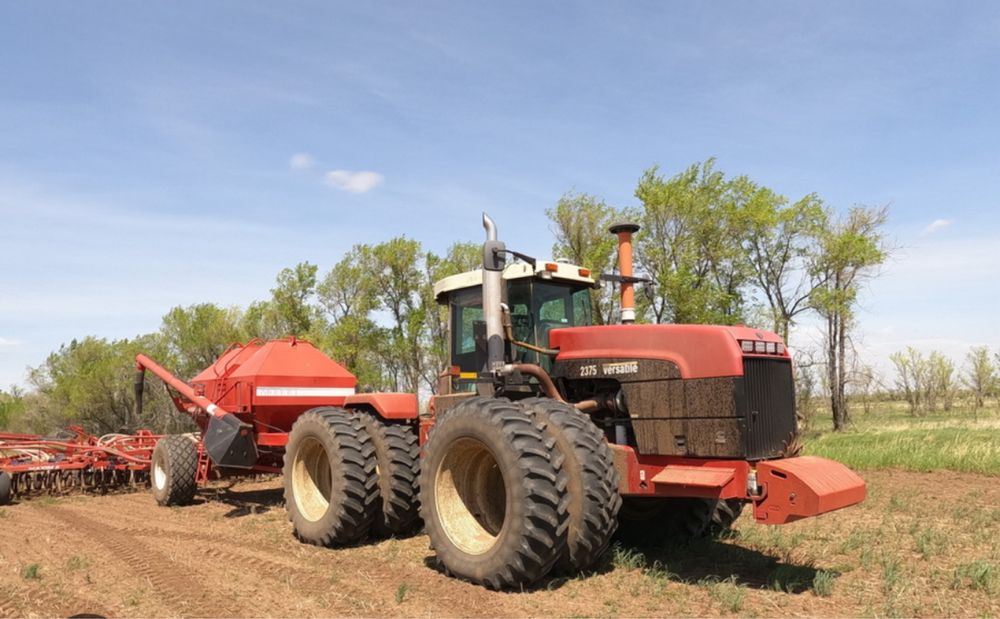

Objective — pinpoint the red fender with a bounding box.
[344,393,418,421]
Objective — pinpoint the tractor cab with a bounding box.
[433,260,595,387]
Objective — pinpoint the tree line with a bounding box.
[0,159,889,434]
[889,345,1000,418]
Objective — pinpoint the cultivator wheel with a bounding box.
[520,397,621,573]
[358,413,421,538]
[0,472,11,506]
[283,407,378,547]
[152,435,198,506]
[419,397,566,590]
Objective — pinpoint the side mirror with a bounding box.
[483,240,506,271]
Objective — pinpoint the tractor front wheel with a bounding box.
[151,435,198,506]
[283,407,378,546]
[419,397,566,589]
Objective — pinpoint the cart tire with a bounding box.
[358,414,421,537]
[151,435,198,506]
[520,397,621,572]
[419,396,566,589]
[284,407,378,546]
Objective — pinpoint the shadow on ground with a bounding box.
[200,482,285,518]
[425,535,826,594]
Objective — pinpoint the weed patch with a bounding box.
[812,570,835,597]
[952,561,995,593]
[702,576,745,613]
[21,563,40,580]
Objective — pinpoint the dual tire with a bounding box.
[283,407,420,546]
[419,396,621,589]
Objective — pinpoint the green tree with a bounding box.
[635,160,749,324]
[545,193,620,324]
[890,347,925,415]
[927,351,957,412]
[424,242,481,387]
[26,334,182,434]
[371,238,427,392]
[161,303,244,379]
[810,206,889,431]
[964,346,996,415]
[0,387,26,429]
[738,178,827,343]
[242,262,321,339]
[315,245,387,389]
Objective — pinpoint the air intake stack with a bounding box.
[609,222,640,324]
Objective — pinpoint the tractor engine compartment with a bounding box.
[550,324,798,461]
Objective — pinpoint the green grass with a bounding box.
[812,570,836,597]
[952,561,996,593]
[21,563,40,580]
[394,583,412,604]
[804,426,1000,475]
[702,576,745,613]
[66,555,90,571]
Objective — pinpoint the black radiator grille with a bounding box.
[742,358,798,460]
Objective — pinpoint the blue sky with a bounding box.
[2,1,999,387]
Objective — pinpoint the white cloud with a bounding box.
[324,170,384,193]
[921,218,952,235]
[288,153,315,170]
[0,337,21,348]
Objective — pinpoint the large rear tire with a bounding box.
[419,397,566,590]
[358,413,421,537]
[520,397,621,572]
[283,407,378,546]
[151,435,198,506]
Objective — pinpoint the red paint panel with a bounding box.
[608,444,750,499]
[255,432,289,447]
[752,456,867,524]
[344,392,419,420]
[651,465,735,488]
[549,324,788,379]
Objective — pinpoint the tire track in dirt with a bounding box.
[196,541,498,617]
[0,583,114,619]
[47,506,244,619]
[108,524,221,546]
[0,593,17,619]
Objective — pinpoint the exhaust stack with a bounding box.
[609,222,640,324]
[481,213,507,372]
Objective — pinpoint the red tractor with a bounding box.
[413,214,865,589]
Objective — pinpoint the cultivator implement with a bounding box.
[0,427,159,504]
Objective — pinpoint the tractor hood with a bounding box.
[548,324,789,380]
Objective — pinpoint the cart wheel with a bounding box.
[151,435,198,506]
[0,471,12,506]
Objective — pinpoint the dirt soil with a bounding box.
[0,469,997,618]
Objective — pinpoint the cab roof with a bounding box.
[433,260,596,303]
